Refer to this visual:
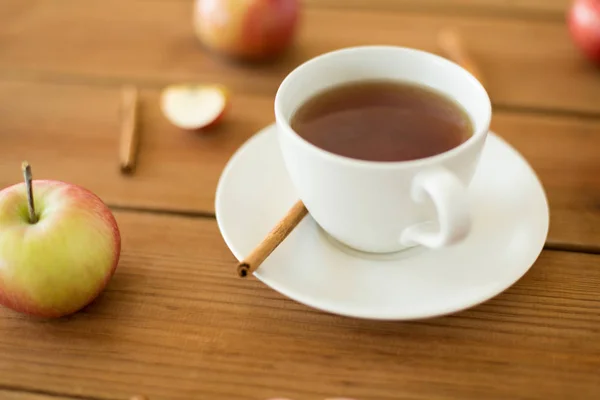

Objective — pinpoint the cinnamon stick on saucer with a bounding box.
[437,28,485,87]
[119,85,140,174]
[237,200,308,278]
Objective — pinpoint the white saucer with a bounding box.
[215,124,549,320]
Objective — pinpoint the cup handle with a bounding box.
[399,167,471,248]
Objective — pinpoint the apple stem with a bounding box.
[21,162,38,224]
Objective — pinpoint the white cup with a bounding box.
[274,46,492,254]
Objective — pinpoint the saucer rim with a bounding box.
[215,123,550,320]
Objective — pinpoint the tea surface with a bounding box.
[291,80,473,162]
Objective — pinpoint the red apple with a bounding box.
[567,0,600,65]
[0,166,121,318]
[193,0,300,61]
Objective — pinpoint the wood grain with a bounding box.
[114,0,570,18]
[1,80,599,249]
[493,112,600,250]
[0,0,599,114]
[0,211,598,400]
[0,1,598,400]
[305,0,570,17]
[0,390,84,400]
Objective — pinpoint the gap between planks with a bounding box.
[0,385,108,400]
[302,2,567,22]
[88,0,568,22]
[109,205,600,256]
[1,71,599,122]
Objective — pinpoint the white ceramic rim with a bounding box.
[274,45,493,170]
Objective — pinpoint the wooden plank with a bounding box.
[106,0,570,18]
[1,80,599,248]
[0,390,85,400]
[493,112,600,250]
[0,211,599,400]
[305,0,570,17]
[0,80,272,213]
[0,1,598,114]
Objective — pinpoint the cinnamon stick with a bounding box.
[438,28,485,87]
[119,85,140,174]
[237,200,308,278]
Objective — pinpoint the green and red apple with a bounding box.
[193,0,300,61]
[567,0,600,65]
[0,176,121,318]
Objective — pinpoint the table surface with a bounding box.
[1,1,600,399]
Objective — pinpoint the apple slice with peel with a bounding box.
[161,84,229,130]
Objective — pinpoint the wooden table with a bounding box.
[1,1,599,399]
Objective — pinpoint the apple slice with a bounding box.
[161,84,229,130]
